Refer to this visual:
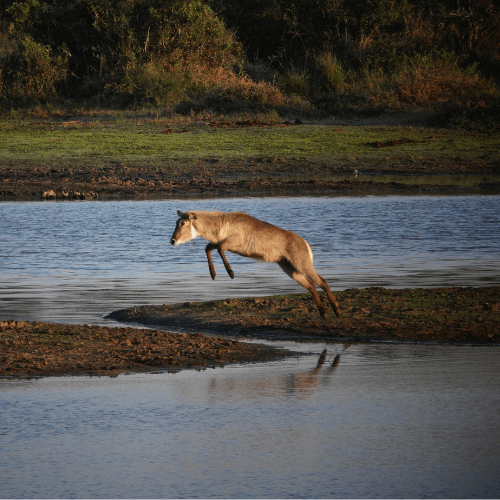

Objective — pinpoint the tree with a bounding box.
[2,0,241,100]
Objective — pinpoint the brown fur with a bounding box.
[171,210,339,319]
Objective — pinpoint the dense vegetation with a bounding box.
[0,0,498,121]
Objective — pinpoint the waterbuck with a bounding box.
[170,210,340,319]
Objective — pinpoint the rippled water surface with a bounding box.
[1,343,499,499]
[1,195,499,325]
[1,195,499,498]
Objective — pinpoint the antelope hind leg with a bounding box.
[279,261,327,319]
[310,273,340,317]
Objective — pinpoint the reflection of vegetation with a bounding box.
[0,0,499,124]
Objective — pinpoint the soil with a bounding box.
[108,287,500,345]
[1,159,499,201]
[2,287,498,378]
[0,321,292,377]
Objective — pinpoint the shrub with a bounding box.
[0,35,69,102]
[176,65,309,115]
[314,52,347,93]
[369,51,496,108]
[278,68,309,97]
[432,95,500,131]
[2,0,241,104]
[242,59,276,85]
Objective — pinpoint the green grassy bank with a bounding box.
[1,113,499,176]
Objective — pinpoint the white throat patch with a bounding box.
[179,224,198,244]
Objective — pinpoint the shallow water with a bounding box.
[1,195,499,325]
[1,343,499,498]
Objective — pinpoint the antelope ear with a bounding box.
[189,212,197,220]
[177,210,189,219]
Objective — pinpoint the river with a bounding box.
[1,194,499,498]
[1,194,499,324]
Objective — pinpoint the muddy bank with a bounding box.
[1,160,499,201]
[0,321,291,377]
[2,113,499,200]
[2,175,496,202]
[109,287,500,345]
[2,287,498,377]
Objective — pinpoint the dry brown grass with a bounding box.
[176,63,309,114]
[369,56,496,108]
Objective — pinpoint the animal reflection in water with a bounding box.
[206,348,347,398]
[291,350,341,395]
[170,210,340,319]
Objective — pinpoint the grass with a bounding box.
[1,114,499,175]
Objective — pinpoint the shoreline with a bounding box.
[2,286,498,378]
[0,320,293,378]
[108,287,500,345]
[2,116,499,201]
[2,167,500,202]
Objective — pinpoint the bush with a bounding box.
[2,0,241,104]
[2,0,499,115]
[0,36,69,102]
[432,95,500,131]
[369,51,496,108]
[313,52,347,94]
[278,68,309,97]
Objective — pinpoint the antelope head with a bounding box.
[170,211,198,245]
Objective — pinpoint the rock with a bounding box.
[71,190,98,200]
[0,320,26,328]
[42,189,57,199]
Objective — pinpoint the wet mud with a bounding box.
[2,287,498,377]
[1,159,499,201]
[109,287,500,345]
[0,321,292,377]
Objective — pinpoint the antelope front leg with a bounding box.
[218,247,235,279]
[205,243,217,280]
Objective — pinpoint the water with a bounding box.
[1,343,499,498]
[1,195,499,498]
[1,195,499,325]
